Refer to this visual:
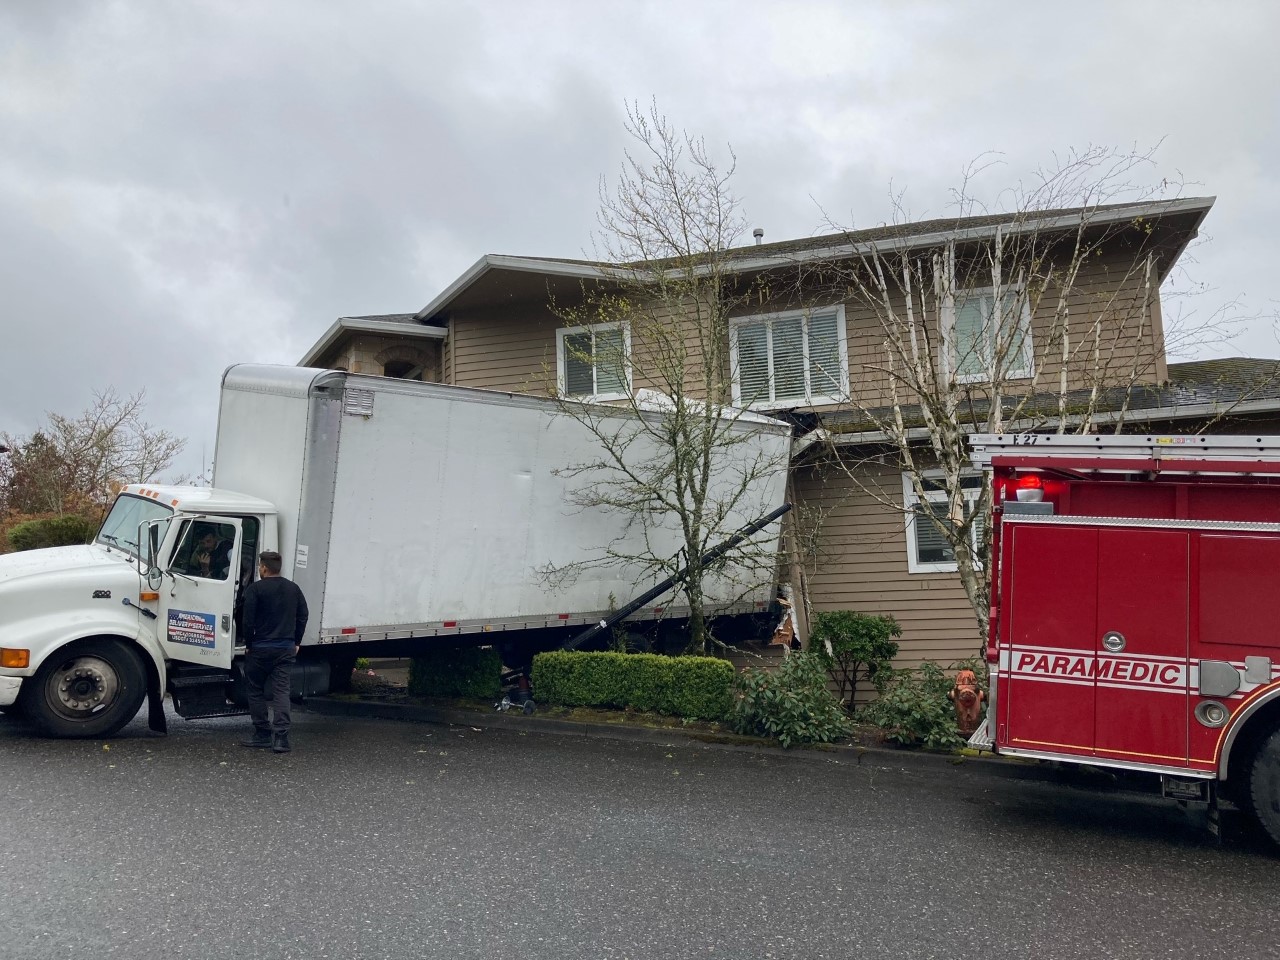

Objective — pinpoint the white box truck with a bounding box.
[0,365,791,737]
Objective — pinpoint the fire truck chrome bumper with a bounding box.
[0,676,21,707]
[966,717,994,751]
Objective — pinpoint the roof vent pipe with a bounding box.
[753,228,764,245]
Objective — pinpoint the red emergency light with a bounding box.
[1014,473,1045,502]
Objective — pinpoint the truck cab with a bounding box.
[0,484,276,737]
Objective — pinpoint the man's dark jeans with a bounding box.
[245,645,295,735]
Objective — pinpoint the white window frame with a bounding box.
[729,305,850,408]
[555,321,632,401]
[902,472,986,574]
[947,285,1034,384]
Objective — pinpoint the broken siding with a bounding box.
[793,459,984,673]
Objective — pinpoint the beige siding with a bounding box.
[838,243,1166,414]
[793,460,986,672]
[447,304,560,393]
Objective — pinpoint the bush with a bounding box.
[532,651,734,720]
[858,660,970,750]
[729,651,853,749]
[7,514,99,552]
[408,646,502,699]
[808,611,901,706]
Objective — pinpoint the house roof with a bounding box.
[412,196,1214,323]
[790,357,1280,453]
[300,314,447,367]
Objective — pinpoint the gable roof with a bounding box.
[413,196,1214,323]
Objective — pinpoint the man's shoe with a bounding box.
[272,733,292,754]
[240,731,272,748]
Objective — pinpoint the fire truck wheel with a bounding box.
[18,638,147,739]
[1248,727,1280,848]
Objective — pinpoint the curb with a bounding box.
[299,695,1139,791]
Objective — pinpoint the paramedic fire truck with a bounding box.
[969,433,1280,847]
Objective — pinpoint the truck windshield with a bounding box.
[97,494,174,561]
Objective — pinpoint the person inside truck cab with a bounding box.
[179,525,230,580]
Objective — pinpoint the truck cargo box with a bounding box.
[214,365,792,645]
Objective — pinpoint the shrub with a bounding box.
[532,651,733,720]
[858,660,968,750]
[808,610,901,705]
[7,514,99,552]
[408,646,502,699]
[729,651,853,749]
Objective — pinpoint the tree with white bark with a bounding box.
[796,148,1249,644]
[546,102,789,654]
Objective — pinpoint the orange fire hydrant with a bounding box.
[948,669,986,736]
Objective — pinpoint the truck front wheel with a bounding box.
[1248,727,1280,848]
[19,638,147,738]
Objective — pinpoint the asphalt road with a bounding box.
[1,706,1276,960]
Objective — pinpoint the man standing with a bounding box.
[239,550,309,754]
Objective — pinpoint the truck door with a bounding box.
[1003,522,1099,759]
[158,517,242,670]
[1002,522,1190,767]
[1093,528,1189,767]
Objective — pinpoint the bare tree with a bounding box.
[1,389,186,520]
[797,148,1239,644]
[546,102,789,653]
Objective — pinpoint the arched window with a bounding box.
[382,359,420,380]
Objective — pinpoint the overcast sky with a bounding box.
[3,1,1278,477]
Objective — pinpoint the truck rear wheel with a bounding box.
[19,638,147,739]
[1248,727,1280,848]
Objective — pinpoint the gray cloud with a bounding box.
[2,0,1278,476]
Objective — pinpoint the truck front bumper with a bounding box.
[0,675,21,707]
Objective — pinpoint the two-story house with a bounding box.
[301,196,1280,674]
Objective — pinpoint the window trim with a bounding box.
[729,305,850,409]
[902,472,986,574]
[947,285,1034,384]
[555,321,632,401]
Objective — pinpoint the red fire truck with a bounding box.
[969,434,1280,846]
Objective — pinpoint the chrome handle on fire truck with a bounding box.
[1101,631,1126,653]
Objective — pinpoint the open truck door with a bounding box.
[157,516,243,671]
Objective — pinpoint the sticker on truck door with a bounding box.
[167,609,217,649]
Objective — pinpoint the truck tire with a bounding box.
[1248,727,1280,848]
[18,638,147,739]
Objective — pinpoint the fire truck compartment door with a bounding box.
[1002,523,1190,767]
[1093,528,1190,767]
[1004,524,1099,758]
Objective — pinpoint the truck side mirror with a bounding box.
[145,521,165,590]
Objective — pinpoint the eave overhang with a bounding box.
[300,317,447,367]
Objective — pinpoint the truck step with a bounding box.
[966,717,994,751]
[169,671,246,720]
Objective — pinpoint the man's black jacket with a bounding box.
[242,576,309,648]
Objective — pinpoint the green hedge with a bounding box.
[7,515,99,552]
[409,646,502,699]
[532,650,734,720]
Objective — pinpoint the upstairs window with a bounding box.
[556,322,631,400]
[903,473,986,574]
[950,286,1033,382]
[730,306,848,407]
